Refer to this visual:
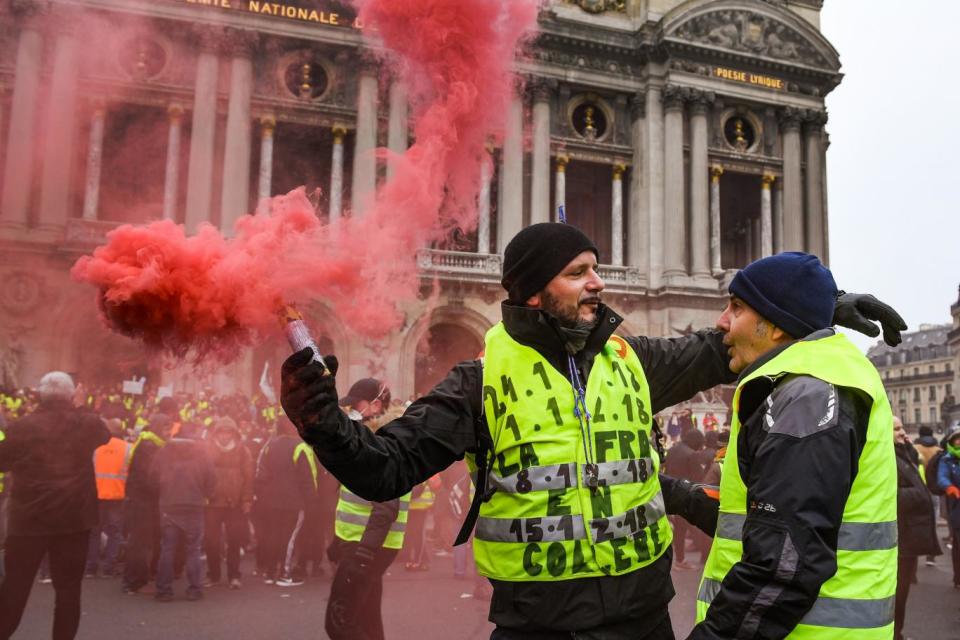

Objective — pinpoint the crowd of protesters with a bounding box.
[1,374,959,640]
[0,375,483,639]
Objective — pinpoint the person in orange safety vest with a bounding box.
[86,418,131,577]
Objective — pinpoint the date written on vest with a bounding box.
[472,326,672,581]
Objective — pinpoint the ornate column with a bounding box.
[611,163,626,266]
[688,90,713,281]
[220,29,257,234]
[662,85,687,282]
[1,6,44,228]
[709,165,724,274]
[760,174,775,257]
[329,125,347,221]
[81,101,106,221]
[529,80,552,224]
[499,91,524,252]
[38,14,81,232]
[644,82,666,287]
[773,179,784,254]
[554,154,569,220]
[804,112,826,257]
[627,93,647,274]
[779,107,804,251]
[351,60,379,215]
[386,80,408,181]
[821,129,831,265]
[162,103,184,221]
[477,145,493,253]
[185,27,221,234]
[257,114,275,205]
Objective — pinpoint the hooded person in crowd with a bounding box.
[665,427,707,571]
[204,417,253,590]
[122,412,174,595]
[936,427,960,588]
[252,417,316,584]
[664,252,900,639]
[150,421,216,602]
[0,372,109,640]
[893,417,940,639]
[281,221,905,640]
[913,425,940,466]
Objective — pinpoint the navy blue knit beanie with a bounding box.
[502,223,598,303]
[728,252,837,338]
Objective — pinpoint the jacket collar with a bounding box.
[500,301,623,362]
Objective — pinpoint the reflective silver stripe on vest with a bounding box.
[341,490,409,511]
[475,513,587,543]
[589,492,666,543]
[95,473,126,481]
[698,578,895,629]
[715,513,898,551]
[584,458,655,488]
[485,459,654,495]
[336,510,407,533]
[486,463,577,494]
[475,492,666,544]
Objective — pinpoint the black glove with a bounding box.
[832,292,907,347]
[280,348,339,435]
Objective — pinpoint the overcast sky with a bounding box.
[820,1,960,352]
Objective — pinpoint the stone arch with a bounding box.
[400,306,494,399]
[661,0,841,72]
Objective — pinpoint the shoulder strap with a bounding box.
[454,359,492,547]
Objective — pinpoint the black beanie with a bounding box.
[501,223,598,302]
[728,252,837,338]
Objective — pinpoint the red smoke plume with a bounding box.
[72,0,538,364]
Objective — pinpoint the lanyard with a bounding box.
[567,355,599,489]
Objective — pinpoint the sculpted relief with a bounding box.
[670,10,829,67]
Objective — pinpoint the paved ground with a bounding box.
[13,539,960,639]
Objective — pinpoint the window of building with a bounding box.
[930,385,937,401]
[719,172,763,269]
[914,408,922,425]
[913,367,919,376]
[948,383,953,398]
[931,407,938,424]
[914,388,921,402]
[930,365,936,374]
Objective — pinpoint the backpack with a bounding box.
[926,450,946,496]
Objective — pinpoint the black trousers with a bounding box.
[894,555,917,640]
[491,612,674,640]
[204,506,247,582]
[0,531,89,640]
[952,528,960,586]
[671,516,690,564]
[325,544,398,640]
[256,508,299,578]
[122,501,160,591]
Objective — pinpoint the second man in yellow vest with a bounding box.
[663,252,900,639]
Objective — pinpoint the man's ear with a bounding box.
[771,325,790,343]
[526,293,542,308]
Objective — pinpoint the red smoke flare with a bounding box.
[72,0,538,364]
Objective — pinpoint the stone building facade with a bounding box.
[0,0,841,400]
[947,285,960,429]
[868,324,955,432]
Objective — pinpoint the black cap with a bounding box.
[501,223,598,303]
[340,378,388,407]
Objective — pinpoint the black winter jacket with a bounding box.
[254,434,316,512]
[300,302,735,634]
[0,398,109,536]
[150,437,216,509]
[895,442,940,558]
[665,330,878,640]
